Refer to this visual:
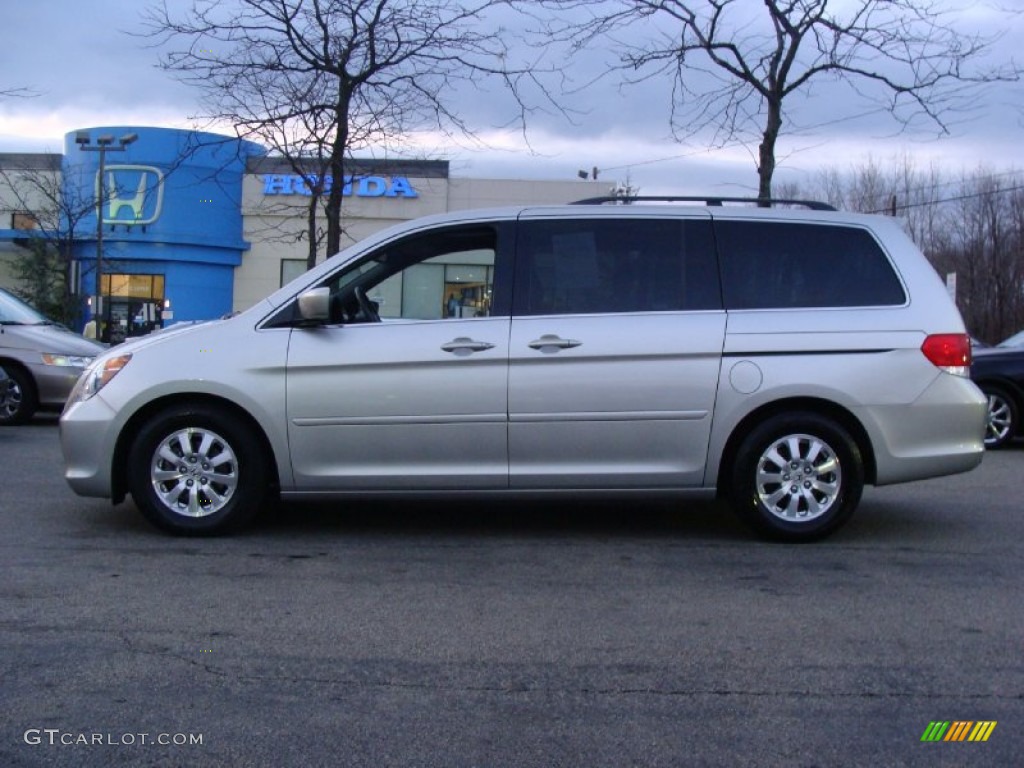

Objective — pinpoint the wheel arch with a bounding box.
[715,396,877,495]
[111,393,280,504]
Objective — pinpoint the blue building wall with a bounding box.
[64,127,265,327]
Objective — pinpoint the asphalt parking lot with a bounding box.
[2,415,1022,767]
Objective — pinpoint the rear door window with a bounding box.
[714,221,906,309]
[513,218,721,315]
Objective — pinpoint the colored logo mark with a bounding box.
[921,721,997,742]
[98,165,165,225]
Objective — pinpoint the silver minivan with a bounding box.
[60,199,987,541]
[1,287,103,425]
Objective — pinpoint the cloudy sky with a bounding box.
[2,0,1022,196]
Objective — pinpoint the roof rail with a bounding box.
[571,195,837,211]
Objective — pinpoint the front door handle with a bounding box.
[441,337,496,353]
[527,334,583,350]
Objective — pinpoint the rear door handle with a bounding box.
[527,334,582,350]
[441,337,496,353]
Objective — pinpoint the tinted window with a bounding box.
[514,218,721,316]
[716,221,906,309]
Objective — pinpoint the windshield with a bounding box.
[0,288,49,325]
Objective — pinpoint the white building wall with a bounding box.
[0,161,64,294]
[447,177,608,210]
[0,243,21,287]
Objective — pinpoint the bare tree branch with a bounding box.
[531,0,1021,199]
[140,0,561,265]
[0,86,37,99]
[0,160,94,326]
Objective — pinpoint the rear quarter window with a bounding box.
[715,221,906,309]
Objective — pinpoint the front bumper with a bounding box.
[60,393,121,498]
[31,362,89,408]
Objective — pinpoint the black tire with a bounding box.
[127,404,269,536]
[0,365,38,426]
[728,412,864,542]
[980,384,1018,449]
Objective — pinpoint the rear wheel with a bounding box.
[980,385,1018,449]
[728,412,864,542]
[0,365,37,425]
[127,404,269,535]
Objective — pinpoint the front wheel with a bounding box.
[127,404,269,535]
[728,412,864,542]
[0,365,37,425]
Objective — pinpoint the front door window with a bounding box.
[322,225,508,325]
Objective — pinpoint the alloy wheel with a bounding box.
[984,392,1013,447]
[150,427,239,518]
[754,433,842,523]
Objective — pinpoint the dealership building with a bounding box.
[0,126,598,340]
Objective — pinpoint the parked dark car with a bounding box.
[971,346,1024,448]
[997,328,1024,348]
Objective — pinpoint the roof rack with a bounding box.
[571,195,837,211]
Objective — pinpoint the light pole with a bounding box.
[75,131,138,343]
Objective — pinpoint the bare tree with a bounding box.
[937,171,1024,343]
[808,154,947,247]
[534,0,1019,199]
[143,0,543,267]
[0,159,94,326]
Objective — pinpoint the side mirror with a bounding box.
[297,287,330,323]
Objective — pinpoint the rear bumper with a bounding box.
[860,373,986,485]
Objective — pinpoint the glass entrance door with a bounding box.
[98,273,165,343]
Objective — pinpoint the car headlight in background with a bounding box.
[67,354,132,404]
[41,354,95,368]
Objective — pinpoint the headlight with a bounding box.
[41,353,95,368]
[68,354,132,404]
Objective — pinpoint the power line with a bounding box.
[594,139,1023,206]
[868,180,1024,214]
[867,169,1024,209]
[596,140,749,174]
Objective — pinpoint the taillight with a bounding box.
[920,333,971,376]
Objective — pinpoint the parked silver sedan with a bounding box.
[1,287,103,425]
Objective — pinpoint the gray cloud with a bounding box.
[2,0,1021,195]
